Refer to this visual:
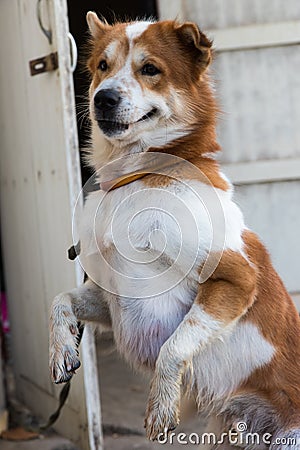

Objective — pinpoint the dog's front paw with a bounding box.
[50,341,80,384]
[145,392,180,441]
[49,295,81,384]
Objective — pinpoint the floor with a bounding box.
[0,434,78,450]
[97,334,206,449]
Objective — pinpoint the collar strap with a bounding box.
[99,160,182,192]
[99,170,151,191]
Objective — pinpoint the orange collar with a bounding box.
[99,170,150,191]
[99,160,182,192]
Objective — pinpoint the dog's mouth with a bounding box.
[96,108,158,136]
[136,108,158,123]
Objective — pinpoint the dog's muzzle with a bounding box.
[94,89,129,136]
[94,88,159,137]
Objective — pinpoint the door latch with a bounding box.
[29,52,58,76]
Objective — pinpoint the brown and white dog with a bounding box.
[49,13,300,449]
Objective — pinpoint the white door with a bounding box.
[0,1,102,449]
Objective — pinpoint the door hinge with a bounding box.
[29,52,58,76]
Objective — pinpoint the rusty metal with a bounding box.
[29,52,58,76]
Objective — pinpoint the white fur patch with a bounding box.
[104,40,119,59]
[157,305,222,364]
[89,120,189,170]
[193,321,275,405]
[78,178,245,296]
[125,21,152,41]
[155,303,274,407]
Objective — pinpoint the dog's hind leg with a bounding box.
[198,415,252,450]
[49,279,111,383]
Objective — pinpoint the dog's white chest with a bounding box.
[80,180,210,292]
[79,178,244,292]
[78,178,245,366]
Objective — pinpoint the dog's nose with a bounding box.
[94,89,121,110]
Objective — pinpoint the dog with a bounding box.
[49,12,300,449]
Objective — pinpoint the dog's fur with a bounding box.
[49,13,300,449]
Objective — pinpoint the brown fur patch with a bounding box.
[197,250,257,323]
[237,230,300,427]
[187,317,201,327]
[87,22,129,91]
[135,22,226,190]
[141,156,228,190]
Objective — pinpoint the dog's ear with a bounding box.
[175,22,212,72]
[86,11,110,38]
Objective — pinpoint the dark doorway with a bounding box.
[67,1,158,184]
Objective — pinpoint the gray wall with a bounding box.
[158,0,300,295]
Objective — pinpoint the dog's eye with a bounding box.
[98,60,108,71]
[141,63,160,76]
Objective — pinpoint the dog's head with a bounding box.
[86,13,213,151]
